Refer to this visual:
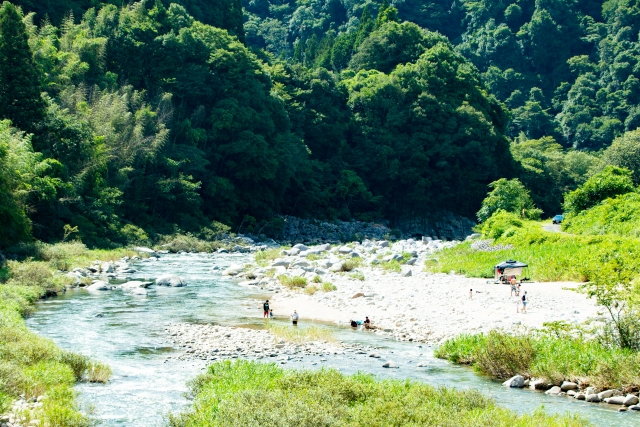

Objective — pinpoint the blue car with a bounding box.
[552,214,564,224]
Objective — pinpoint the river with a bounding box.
[25,253,637,426]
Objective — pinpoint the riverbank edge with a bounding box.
[0,243,134,426]
[435,331,640,413]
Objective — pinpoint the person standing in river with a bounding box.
[263,300,270,318]
[291,310,299,325]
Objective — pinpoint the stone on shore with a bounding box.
[502,375,525,388]
[585,394,601,403]
[560,381,578,391]
[597,389,615,400]
[623,394,639,406]
[382,361,398,368]
[604,396,626,405]
[545,386,562,395]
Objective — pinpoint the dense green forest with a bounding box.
[0,0,638,248]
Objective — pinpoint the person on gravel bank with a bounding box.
[291,310,299,325]
[263,300,270,318]
[521,292,528,313]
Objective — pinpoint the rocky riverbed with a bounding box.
[164,324,377,364]
[220,238,602,344]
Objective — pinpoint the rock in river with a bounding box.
[502,375,525,388]
[156,274,185,287]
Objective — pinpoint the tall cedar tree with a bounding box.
[0,2,45,134]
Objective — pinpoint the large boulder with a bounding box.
[222,264,244,276]
[604,396,626,405]
[502,375,525,388]
[293,244,308,251]
[585,394,601,403]
[623,394,639,406]
[87,281,111,291]
[156,274,185,287]
[545,386,562,395]
[401,267,412,277]
[597,389,615,400]
[271,259,290,268]
[101,262,114,273]
[338,246,352,254]
[134,247,158,256]
[561,381,579,391]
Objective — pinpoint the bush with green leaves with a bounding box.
[563,166,636,215]
[477,178,542,223]
[564,192,640,237]
[436,330,640,390]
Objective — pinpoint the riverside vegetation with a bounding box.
[167,360,589,427]
[0,242,122,425]
[429,155,640,408]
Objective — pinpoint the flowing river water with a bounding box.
[25,253,637,426]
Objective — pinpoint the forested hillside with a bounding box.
[0,0,638,248]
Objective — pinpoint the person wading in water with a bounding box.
[263,300,270,318]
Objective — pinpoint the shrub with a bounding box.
[86,362,112,383]
[564,165,635,214]
[475,331,535,379]
[255,248,281,267]
[349,272,365,281]
[312,275,322,283]
[341,257,363,272]
[57,351,90,381]
[322,282,337,292]
[277,275,307,289]
[304,285,318,295]
[380,260,401,273]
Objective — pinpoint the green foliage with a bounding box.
[340,257,363,272]
[563,165,635,214]
[168,360,589,427]
[428,211,640,282]
[564,192,640,237]
[321,281,336,291]
[601,129,640,184]
[477,178,541,222]
[0,255,117,425]
[437,331,640,390]
[510,136,601,214]
[277,275,307,289]
[0,2,46,134]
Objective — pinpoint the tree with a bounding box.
[602,130,640,184]
[477,178,541,223]
[0,2,45,134]
[564,165,635,214]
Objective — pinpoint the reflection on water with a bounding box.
[26,253,635,427]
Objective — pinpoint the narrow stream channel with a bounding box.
[26,253,637,426]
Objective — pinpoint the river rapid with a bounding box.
[25,253,637,426]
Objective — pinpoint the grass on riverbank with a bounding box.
[435,331,640,390]
[0,243,118,421]
[425,211,640,282]
[267,324,335,344]
[167,360,589,427]
[6,241,143,272]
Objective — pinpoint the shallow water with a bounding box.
[26,253,637,426]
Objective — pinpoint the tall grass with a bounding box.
[277,275,308,289]
[167,360,589,427]
[255,248,282,266]
[7,241,144,271]
[426,211,640,282]
[436,331,640,389]
[340,257,363,272]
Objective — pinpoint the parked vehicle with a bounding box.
[552,214,564,224]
